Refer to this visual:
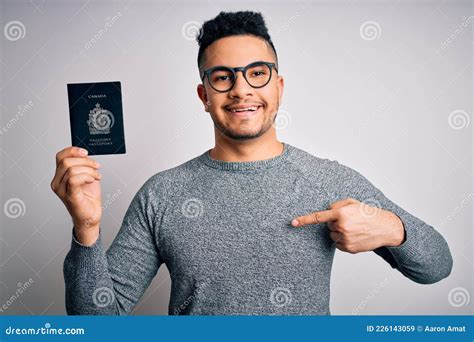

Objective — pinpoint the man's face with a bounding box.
[197,35,284,141]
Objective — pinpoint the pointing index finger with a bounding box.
[291,209,339,227]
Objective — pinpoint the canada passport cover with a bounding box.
[67,81,126,155]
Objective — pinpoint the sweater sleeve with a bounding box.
[63,179,163,315]
[328,160,453,284]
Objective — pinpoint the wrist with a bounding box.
[74,224,100,246]
[384,212,406,247]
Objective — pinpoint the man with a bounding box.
[52,11,452,315]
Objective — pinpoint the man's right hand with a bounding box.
[51,146,103,246]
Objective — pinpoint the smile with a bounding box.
[224,105,263,117]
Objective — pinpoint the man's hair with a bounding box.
[196,11,278,75]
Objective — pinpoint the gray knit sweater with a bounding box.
[63,142,453,315]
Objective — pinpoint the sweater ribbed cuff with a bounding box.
[68,226,105,271]
[384,212,419,262]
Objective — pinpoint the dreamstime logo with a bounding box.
[84,189,122,227]
[448,287,470,308]
[84,11,122,50]
[275,12,302,35]
[182,21,202,41]
[439,192,473,228]
[3,198,26,218]
[270,287,293,307]
[4,21,26,41]
[448,110,470,130]
[92,287,115,308]
[352,277,390,314]
[173,273,226,315]
[0,100,34,136]
[438,16,474,53]
[274,109,292,130]
[354,92,395,136]
[359,21,381,41]
[0,278,34,313]
[359,198,381,219]
[181,198,204,218]
[4,322,85,335]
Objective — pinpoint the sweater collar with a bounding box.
[199,142,291,172]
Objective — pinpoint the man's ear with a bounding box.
[197,84,210,112]
[277,75,284,104]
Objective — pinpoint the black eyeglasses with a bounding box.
[201,61,278,93]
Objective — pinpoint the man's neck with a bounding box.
[210,131,284,162]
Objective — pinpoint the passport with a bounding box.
[67,81,126,155]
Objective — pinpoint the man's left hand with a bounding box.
[291,198,406,253]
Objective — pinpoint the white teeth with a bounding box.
[229,106,259,113]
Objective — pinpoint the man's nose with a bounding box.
[229,71,253,97]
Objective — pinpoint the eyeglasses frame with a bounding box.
[200,61,278,93]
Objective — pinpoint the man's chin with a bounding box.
[226,133,262,141]
[212,115,273,141]
[217,126,266,141]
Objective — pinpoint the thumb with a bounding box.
[329,197,359,210]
